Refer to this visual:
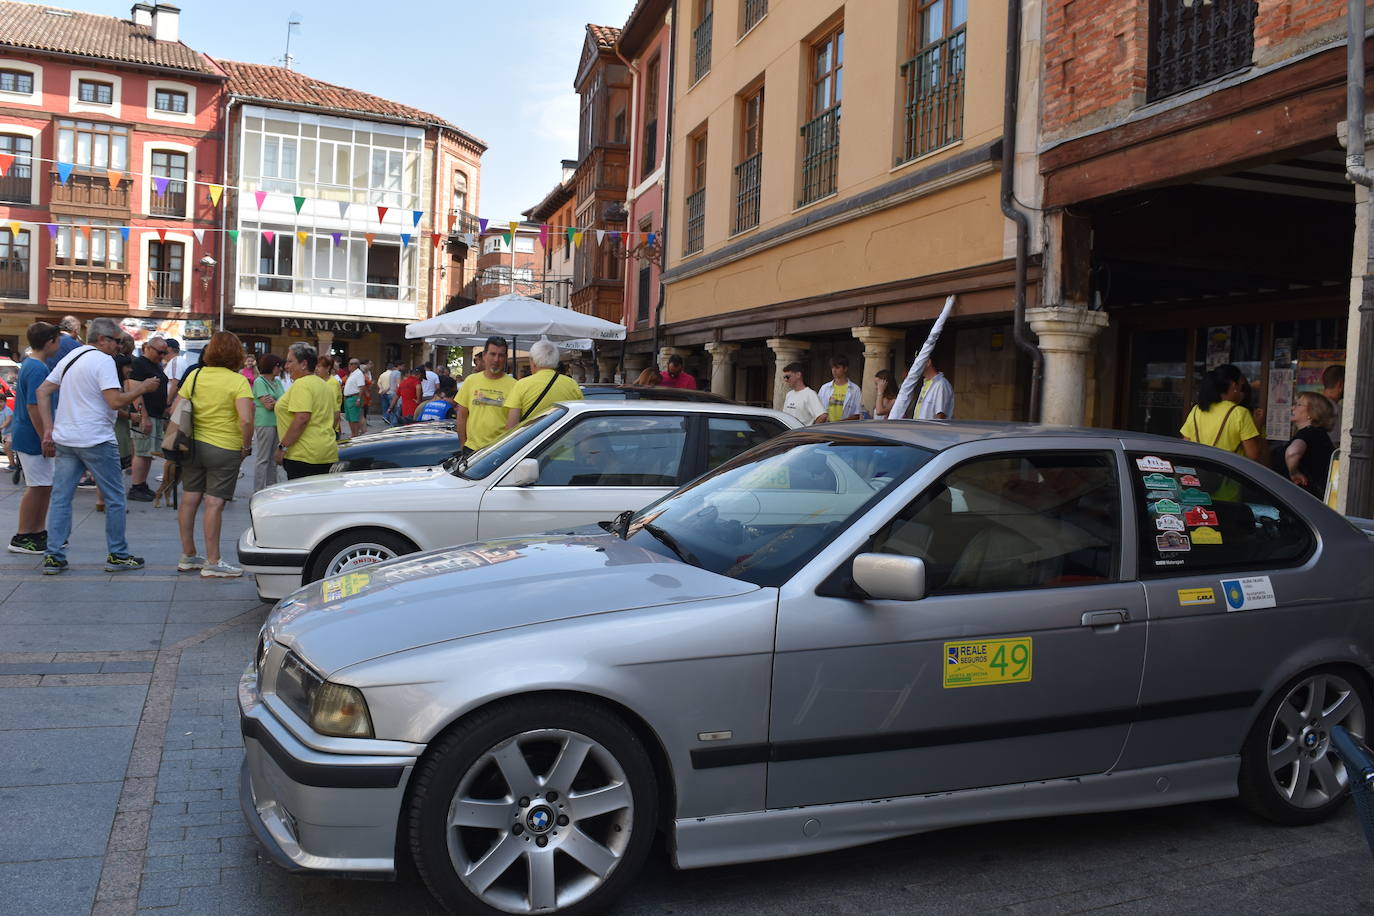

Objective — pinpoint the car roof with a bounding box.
[580,384,734,403]
[791,419,1195,451]
[560,398,797,423]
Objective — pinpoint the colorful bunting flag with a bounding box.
[365,232,375,247]
[254,191,267,210]
[479,218,489,234]
[293,196,307,214]
[610,231,621,243]
[47,225,57,240]
[462,233,476,248]
[431,233,443,248]
[502,231,512,247]
[376,206,388,223]
[263,230,275,245]
[595,229,605,245]
[208,184,224,206]
[647,232,657,246]
[119,227,129,242]
[330,232,342,246]
[57,162,73,185]
[447,212,457,232]
[573,230,584,248]
[412,210,422,227]
[156,229,167,242]
[8,221,19,238]
[400,233,411,247]
[153,176,169,198]
[79,225,91,241]
[192,229,205,244]
[539,224,549,247]
[566,227,575,246]
[338,201,349,219]
[508,221,519,238]
[106,170,122,190]
[0,153,12,175]
[294,231,306,246]
[228,229,239,244]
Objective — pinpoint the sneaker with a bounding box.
[7,533,43,555]
[42,555,68,575]
[128,484,155,502]
[200,560,243,578]
[77,474,96,489]
[177,554,207,572]
[105,553,145,572]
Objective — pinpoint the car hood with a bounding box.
[264,533,759,674]
[345,424,456,447]
[252,464,463,510]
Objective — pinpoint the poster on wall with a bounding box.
[1296,349,1346,394]
[1266,367,1295,440]
[1205,326,1232,370]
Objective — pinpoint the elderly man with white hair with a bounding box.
[505,338,583,428]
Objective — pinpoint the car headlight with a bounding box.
[276,652,374,738]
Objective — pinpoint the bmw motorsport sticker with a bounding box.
[1220,576,1276,611]
[943,638,1032,688]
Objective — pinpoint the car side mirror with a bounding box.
[501,458,540,488]
[852,553,926,602]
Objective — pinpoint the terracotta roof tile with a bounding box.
[218,60,485,150]
[0,1,220,75]
[587,23,622,48]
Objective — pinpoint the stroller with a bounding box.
[1331,726,1374,857]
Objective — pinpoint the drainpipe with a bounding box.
[1346,0,1374,516]
[999,0,1044,422]
[613,41,640,385]
[654,1,678,363]
[218,95,237,332]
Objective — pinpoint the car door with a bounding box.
[767,446,1148,809]
[1115,447,1321,771]
[477,412,690,538]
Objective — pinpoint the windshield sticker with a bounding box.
[321,572,371,602]
[1179,488,1212,506]
[1184,506,1218,527]
[1136,456,1174,473]
[943,637,1032,688]
[1174,466,1197,476]
[1221,576,1276,611]
[1156,531,1191,552]
[1150,498,1183,515]
[1190,526,1223,545]
[1178,587,1216,606]
[740,466,791,489]
[1141,473,1177,490]
[1178,474,1202,488]
[1155,514,1186,532]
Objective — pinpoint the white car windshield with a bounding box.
[625,433,934,586]
[451,407,567,479]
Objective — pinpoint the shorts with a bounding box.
[130,417,166,458]
[18,451,54,487]
[343,394,362,423]
[182,441,243,500]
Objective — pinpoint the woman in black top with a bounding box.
[1282,391,1335,498]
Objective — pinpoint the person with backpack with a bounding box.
[1180,364,1264,463]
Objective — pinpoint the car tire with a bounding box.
[307,528,416,583]
[406,696,658,916]
[1238,665,1371,825]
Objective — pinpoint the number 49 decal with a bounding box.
[943,637,1033,688]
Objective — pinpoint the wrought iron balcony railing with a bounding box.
[743,0,767,33]
[1147,0,1256,101]
[733,153,762,234]
[798,106,840,207]
[899,29,966,164]
[693,12,713,82]
[149,270,181,307]
[685,188,706,255]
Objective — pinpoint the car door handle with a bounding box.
[1081,610,1129,628]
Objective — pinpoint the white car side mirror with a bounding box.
[852,553,926,602]
[501,458,540,488]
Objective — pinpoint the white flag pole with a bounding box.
[887,295,956,420]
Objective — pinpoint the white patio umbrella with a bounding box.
[405,293,626,345]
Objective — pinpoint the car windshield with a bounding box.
[624,433,935,586]
[448,407,567,479]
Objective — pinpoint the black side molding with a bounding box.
[240,715,406,789]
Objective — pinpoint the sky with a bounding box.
[64,0,637,221]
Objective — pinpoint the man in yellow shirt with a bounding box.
[506,339,584,428]
[274,342,340,479]
[457,337,517,453]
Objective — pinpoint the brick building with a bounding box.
[0,1,226,355]
[1036,0,1364,494]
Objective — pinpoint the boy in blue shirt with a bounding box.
[416,377,458,422]
[9,322,62,555]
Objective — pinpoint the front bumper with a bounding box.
[237,526,308,601]
[237,664,418,876]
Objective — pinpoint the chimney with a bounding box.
[131,3,153,27]
[151,3,180,42]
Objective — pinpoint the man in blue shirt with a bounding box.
[9,322,62,555]
[44,315,82,370]
[417,377,458,421]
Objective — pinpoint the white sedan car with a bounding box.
[237,400,799,600]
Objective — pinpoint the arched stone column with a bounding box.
[766,338,811,411]
[1025,307,1109,426]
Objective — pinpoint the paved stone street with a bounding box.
[3,449,1374,915]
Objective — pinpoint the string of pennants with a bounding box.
[0,150,662,249]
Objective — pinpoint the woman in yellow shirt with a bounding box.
[175,331,254,578]
[1180,364,1263,462]
[275,342,341,479]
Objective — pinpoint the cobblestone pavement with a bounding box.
[3,441,1374,915]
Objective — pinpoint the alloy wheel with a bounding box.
[324,542,397,576]
[1266,672,1367,808]
[445,728,634,914]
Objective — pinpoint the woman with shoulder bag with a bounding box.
[171,331,254,578]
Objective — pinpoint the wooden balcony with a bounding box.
[574,146,629,208]
[48,267,129,305]
[49,170,131,216]
[571,283,624,324]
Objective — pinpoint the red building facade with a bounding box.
[0,2,226,355]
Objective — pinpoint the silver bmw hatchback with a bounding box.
[239,422,1374,914]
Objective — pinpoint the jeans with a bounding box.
[48,440,128,562]
[381,391,398,425]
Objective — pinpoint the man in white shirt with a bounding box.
[780,361,824,425]
[422,362,439,400]
[34,317,159,575]
[342,358,367,438]
[815,355,864,423]
[379,362,401,425]
[915,357,954,420]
